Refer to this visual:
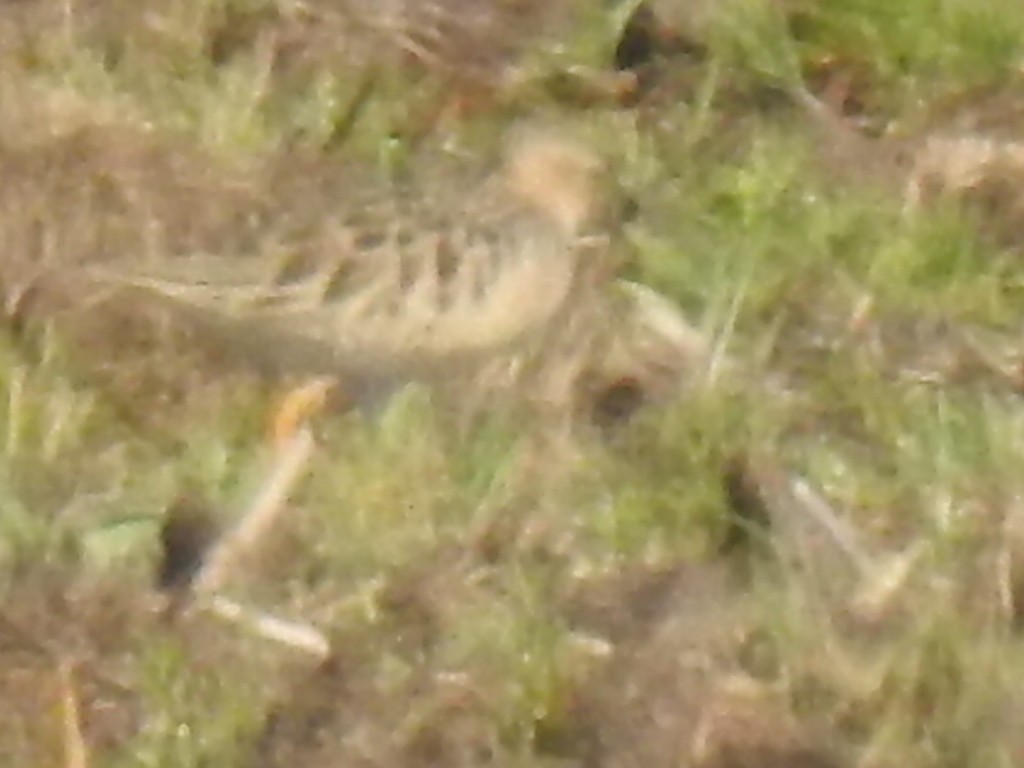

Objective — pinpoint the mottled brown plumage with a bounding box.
[94,130,706,423]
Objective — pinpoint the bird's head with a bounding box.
[501,128,605,237]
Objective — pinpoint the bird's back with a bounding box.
[105,134,612,384]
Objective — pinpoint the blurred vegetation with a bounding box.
[4,1,1024,766]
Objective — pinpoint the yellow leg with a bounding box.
[269,377,337,448]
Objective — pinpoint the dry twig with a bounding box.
[58,659,88,768]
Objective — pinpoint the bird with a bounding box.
[91,128,706,429]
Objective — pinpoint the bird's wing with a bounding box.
[90,192,590,379]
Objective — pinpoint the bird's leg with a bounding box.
[268,376,338,448]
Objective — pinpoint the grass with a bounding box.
[4,0,1024,766]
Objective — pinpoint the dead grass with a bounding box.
[4,0,1024,766]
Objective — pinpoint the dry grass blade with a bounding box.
[726,456,874,580]
[727,455,929,627]
[619,280,716,377]
[849,542,927,624]
[787,475,875,577]
[205,595,330,659]
[58,658,88,768]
